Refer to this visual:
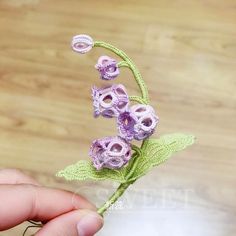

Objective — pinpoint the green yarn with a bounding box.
[117,61,129,68]
[57,133,194,183]
[97,181,133,216]
[57,38,195,217]
[57,133,195,215]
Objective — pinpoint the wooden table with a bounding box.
[0,0,235,235]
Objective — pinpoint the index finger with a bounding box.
[0,184,96,231]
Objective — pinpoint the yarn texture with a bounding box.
[57,34,195,216]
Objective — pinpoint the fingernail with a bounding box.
[77,212,103,236]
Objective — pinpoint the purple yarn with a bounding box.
[91,84,129,118]
[95,56,119,80]
[117,111,137,141]
[89,136,132,170]
[71,35,160,170]
[118,104,159,141]
[71,35,94,54]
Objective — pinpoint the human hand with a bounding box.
[0,169,103,236]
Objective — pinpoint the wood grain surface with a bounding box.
[0,0,235,235]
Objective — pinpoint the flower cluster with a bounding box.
[72,35,159,170]
[90,81,159,170]
[91,84,159,141]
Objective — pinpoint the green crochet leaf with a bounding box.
[57,134,195,184]
[128,133,195,181]
[57,160,129,183]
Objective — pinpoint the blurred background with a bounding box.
[0,0,235,235]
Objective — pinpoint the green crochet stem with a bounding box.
[94,41,150,104]
[97,180,135,216]
[97,146,141,216]
[94,40,149,216]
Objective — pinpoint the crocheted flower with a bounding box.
[118,104,159,141]
[72,34,94,54]
[89,136,132,170]
[91,84,129,118]
[95,56,119,80]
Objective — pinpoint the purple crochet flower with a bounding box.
[91,84,129,118]
[89,136,132,170]
[95,56,119,80]
[118,104,159,141]
[72,34,94,54]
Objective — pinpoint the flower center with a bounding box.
[103,95,113,104]
[136,107,147,113]
[142,117,153,127]
[75,42,88,49]
[110,144,122,153]
[107,65,116,73]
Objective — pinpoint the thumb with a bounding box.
[36,209,103,236]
